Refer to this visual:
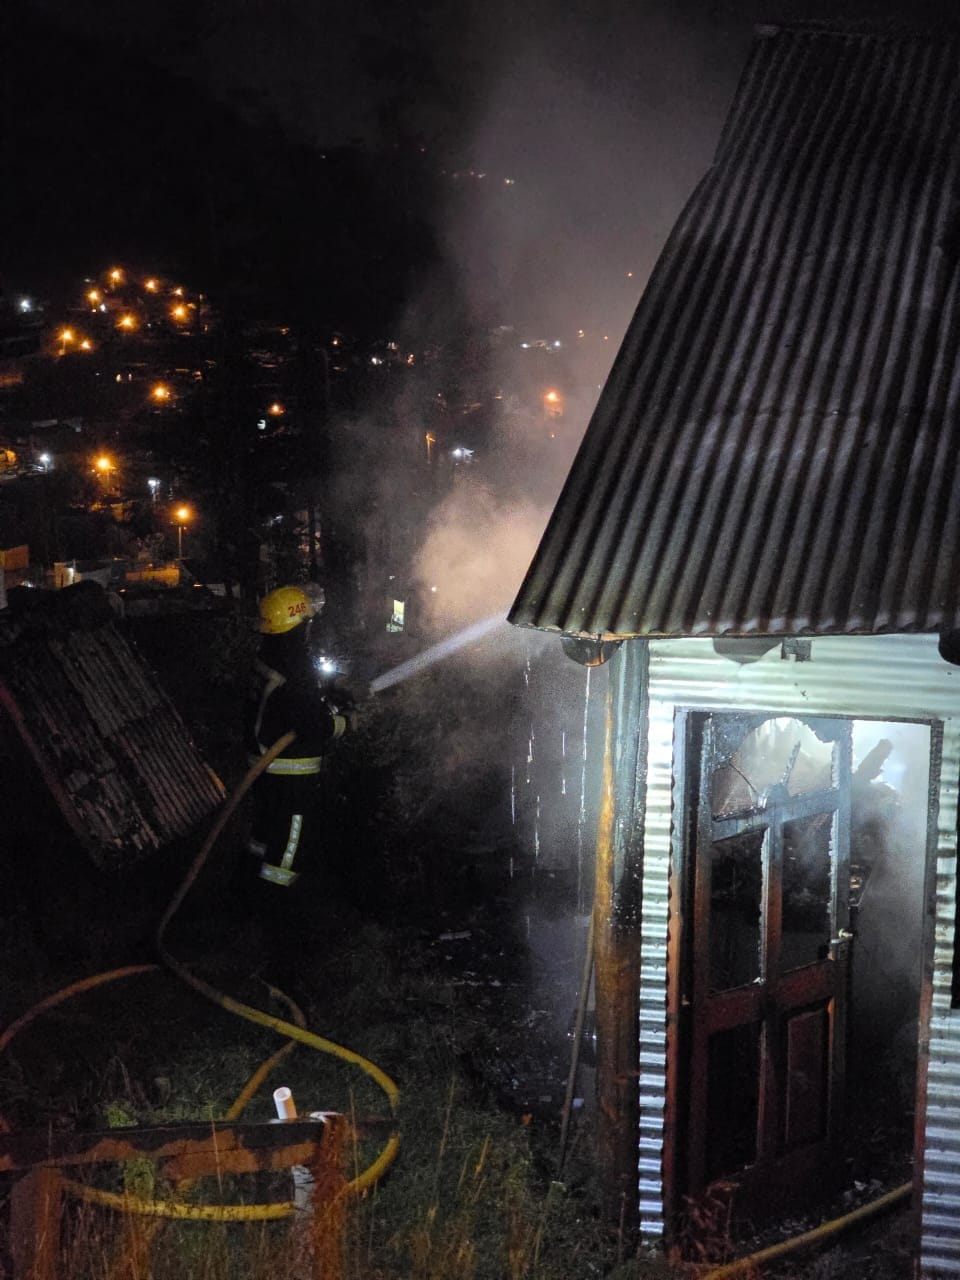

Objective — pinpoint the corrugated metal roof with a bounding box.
[0,584,224,868]
[510,23,960,639]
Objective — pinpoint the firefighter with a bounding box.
[244,584,350,894]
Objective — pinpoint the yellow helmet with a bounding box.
[259,585,316,635]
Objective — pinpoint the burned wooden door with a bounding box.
[684,713,852,1215]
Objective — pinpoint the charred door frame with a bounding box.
[662,706,943,1246]
[689,713,851,1212]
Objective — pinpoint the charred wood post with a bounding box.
[310,1115,347,1277]
[10,1166,62,1280]
[1,1116,369,1280]
[593,640,648,1229]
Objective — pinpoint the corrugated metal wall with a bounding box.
[510,25,960,639]
[635,633,960,1275]
[925,715,960,1273]
[0,586,224,867]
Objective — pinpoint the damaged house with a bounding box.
[511,21,960,1275]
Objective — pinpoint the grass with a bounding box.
[1,910,917,1280]
[0,875,918,1280]
[0,907,625,1279]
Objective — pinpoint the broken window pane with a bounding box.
[713,718,835,817]
[709,830,764,991]
[781,813,833,972]
[706,1022,760,1179]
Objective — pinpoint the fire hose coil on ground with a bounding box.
[0,731,400,1223]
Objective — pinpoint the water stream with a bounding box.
[369,612,507,693]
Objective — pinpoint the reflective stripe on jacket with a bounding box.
[260,863,299,887]
[248,755,323,776]
[258,812,304,887]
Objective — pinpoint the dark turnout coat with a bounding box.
[244,651,347,887]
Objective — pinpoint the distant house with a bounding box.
[0,545,30,604]
[512,22,960,1275]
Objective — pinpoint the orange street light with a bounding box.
[544,389,563,418]
[175,504,191,558]
[144,278,158,292]
[267,402,285,416]
[108,268,123,286]
[95,454,114,474]
[171,304,188,322]
[151,383,172,402]
[117,313,137,331]
[87,289,101,305]
[79,339,93,352]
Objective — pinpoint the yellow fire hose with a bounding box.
[0,731,400,1222]
[698,1180,913,1279]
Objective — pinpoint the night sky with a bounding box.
[7,0,960,337]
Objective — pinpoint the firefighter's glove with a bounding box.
[331,713,348,739]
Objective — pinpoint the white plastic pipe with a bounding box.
[274,1088,315,1215]
[273,1086,297,1120]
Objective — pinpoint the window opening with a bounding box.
[709,830,764,991]
[712,717,834,818]
[781,812,833,972]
